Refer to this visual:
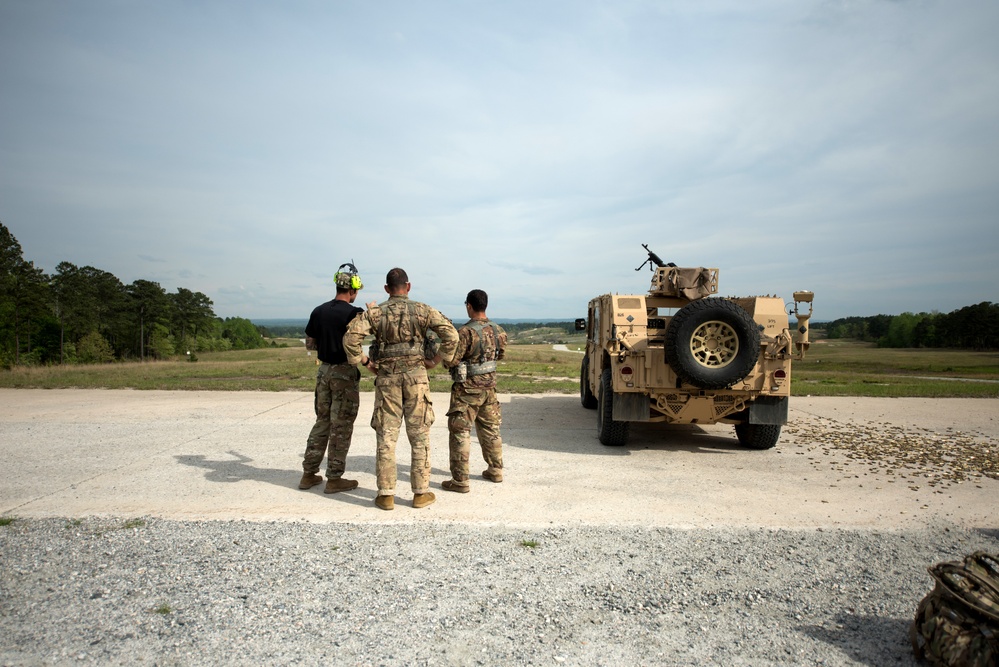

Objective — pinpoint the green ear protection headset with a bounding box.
[335,261,363,290]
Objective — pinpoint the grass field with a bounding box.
[1,337,997,398]
[0,339,585,394]
[793,339,999,398]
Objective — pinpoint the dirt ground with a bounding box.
[0,389,996,530]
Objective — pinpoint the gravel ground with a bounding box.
[3,391,998,665]
[3,517,999,666]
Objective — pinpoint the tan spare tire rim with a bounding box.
[689,320,740,368]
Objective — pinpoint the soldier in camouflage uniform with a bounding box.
[441,289,507,493]
[298,263,366,494]
[343,267,458,511]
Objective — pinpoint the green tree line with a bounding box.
[824,302,999,349]
[1,222,267,367]
[259,320,581,340]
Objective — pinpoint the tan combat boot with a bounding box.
[442,479,470,494]
[482,469,503,483]
[412,492,436,508]
[375,495,395,511]
[298,473,323,490]
[324,478,358,494]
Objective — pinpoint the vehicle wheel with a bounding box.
[580,357,597,409]
[735,423,781,450]
[597,367,629,446]
[665,298,760,390]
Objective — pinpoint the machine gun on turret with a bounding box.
[635,243,676,272]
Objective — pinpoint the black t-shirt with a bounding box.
[305,299,364,364]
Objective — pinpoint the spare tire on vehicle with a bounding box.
[664,298,760,390]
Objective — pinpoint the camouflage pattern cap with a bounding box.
[334,262,363,290]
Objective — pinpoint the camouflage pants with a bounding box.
[446,385,503,483]
[303,363,360,478]
[371,370,435,496]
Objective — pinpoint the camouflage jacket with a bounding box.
[343,295,458,375]
[445,318,507,389]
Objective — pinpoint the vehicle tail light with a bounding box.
[621,366,633,375]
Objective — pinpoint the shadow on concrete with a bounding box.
[501,394,746,456]
[174,451,455,506]
[799,614,913,666]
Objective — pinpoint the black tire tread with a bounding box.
[580,357,597,409]
[735,423,781,450]
[597,368,629,446]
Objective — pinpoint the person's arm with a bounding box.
[495,324,507,361]
[442,327,469,369]
[304,310,319,352]
[343,312,373,366]
[428,308,459,366]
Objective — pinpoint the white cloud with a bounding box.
[1,0,996,321]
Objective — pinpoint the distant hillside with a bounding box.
[253,317,575,324]
[492,318,576,324]
[253,317,578,340]
[252,319,309,327]
[252,319,308,337]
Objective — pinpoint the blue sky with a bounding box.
[1,0,997,321]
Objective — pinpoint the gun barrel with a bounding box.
[642,244,666,267]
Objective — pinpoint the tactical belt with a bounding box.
[467,359,496,376]
[378,341,423,358]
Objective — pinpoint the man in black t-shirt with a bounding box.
[299,264,367,494]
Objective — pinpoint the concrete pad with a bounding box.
[0,389,996,529]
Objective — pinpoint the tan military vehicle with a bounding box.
[576,245,814,449]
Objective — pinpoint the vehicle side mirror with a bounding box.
[574,318,587,331]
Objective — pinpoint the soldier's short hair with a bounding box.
[466,289,488,312]
[386,268,409,287]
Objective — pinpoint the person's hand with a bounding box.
[365,300,377,310]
